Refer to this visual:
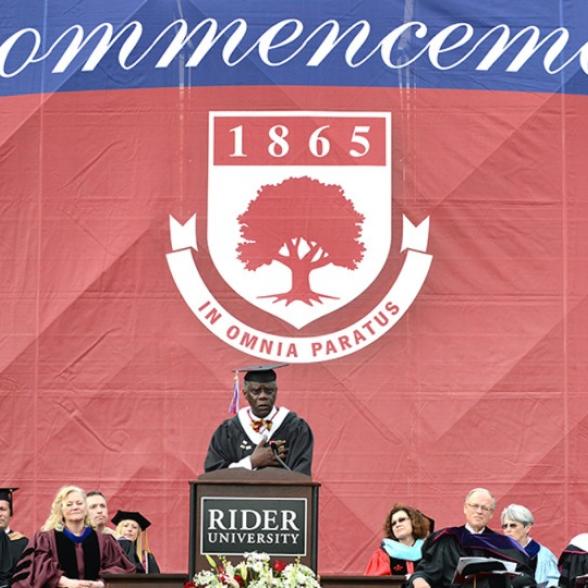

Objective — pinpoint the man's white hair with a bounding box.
[465,487,496,510]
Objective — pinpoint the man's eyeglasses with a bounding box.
[501,523,520,529]
[391,516,409,527]
[466,502,493,513]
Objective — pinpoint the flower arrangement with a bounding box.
[190,552,321,587]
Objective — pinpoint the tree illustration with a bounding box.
[237,176,365,306]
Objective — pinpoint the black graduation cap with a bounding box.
[0,488,18,515]
[235,363,288,383]
[111,510,151,530]
[228,363,288,414]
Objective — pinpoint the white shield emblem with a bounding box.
[207,111,392,329]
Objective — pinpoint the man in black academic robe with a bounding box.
[558,534,588,588]
[0,488,28,588]
[1,532,27,588]
[0,531,13,588]
[409,488,536,588]
[204,364,313,475]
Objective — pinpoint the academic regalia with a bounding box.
[6,532,27,564]
[118,539,160,574]
[112,511,160,575]
[204,406,313,475]
[558,536,588,588]
[408,526,536,588]
[522,539,559,587]
[143,552,159,574]
[0,488,28,587]
[11,527,135,587]
[365,538,425,576]
[0,531,13,588]
[1,530,28,587]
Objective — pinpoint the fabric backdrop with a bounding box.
[1,0,587,573]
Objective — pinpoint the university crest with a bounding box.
[166,111,432,362]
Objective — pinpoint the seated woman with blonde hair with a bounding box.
[365,504,432,576]
[112,511,160,574]
[12,485,134,588]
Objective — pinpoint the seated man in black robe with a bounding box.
[204,364,313,475]
[0,488,28,588]
[408,488,536,588]
[558,533,588,588]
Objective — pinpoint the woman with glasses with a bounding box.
[365,504,432,577]
[500,503,559,587]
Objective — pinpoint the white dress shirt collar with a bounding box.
[465,523,486,535]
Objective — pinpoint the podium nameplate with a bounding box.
[201,496,307,556]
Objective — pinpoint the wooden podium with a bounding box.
[189,468,320,575]
[103,469,406,588]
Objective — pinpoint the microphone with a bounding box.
[269,441,291,471]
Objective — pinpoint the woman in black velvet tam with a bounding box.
[112,510,160,575]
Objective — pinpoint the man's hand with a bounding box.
[250,439,287,469]
[270,440,287,461]
[411,579,431,588]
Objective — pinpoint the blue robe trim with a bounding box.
[524,539,541,559]
[63,526,93,544]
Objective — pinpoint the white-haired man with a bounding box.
[409,488,536,588]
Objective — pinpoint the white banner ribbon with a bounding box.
[166,214,432,363]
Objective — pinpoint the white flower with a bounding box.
[244,552,271,564]
[194,570,218,586]
[194,552,321,588]
[281,563,319,587]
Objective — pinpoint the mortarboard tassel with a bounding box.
[228,372,240,415]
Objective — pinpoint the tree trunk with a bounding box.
[287,258,313,299]
[260,254,337,306]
